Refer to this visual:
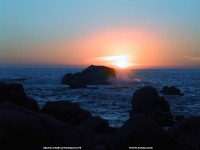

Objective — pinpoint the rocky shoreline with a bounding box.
[0,81,200,150]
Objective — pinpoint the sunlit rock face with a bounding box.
[62,65,116,88]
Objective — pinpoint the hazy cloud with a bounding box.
[185,56,200,62]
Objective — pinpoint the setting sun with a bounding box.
[116,59,129,68]
[93,55,132,69]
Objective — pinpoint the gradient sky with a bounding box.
[0,0,200,68]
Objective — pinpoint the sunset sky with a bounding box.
[0,0,200,68]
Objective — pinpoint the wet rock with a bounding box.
[0,101,96,150]
[62,65,116,88]
[0,82,39,112]
[40,100,92,125]
[131,86,174,127]
[78,116,109,133]
[169,116,200,150]
[106,114,183,150]
[160,86,184,96]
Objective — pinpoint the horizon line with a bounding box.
[0,63,199,70]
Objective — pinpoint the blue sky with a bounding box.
[0,0,200,68]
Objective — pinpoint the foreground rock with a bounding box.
[40,100,92,126]
[0,101,95,150]
[0,82,39,111]
[78,116,109,133]
[169,116,200,150]
[106,114,183,150]
[62,65,116,88]
[160,86,184,96]
[131,86,174,127]
[1,81,199,150]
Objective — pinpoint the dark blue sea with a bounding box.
[0,67,200,127]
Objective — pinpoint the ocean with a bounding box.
[0,67,200,127]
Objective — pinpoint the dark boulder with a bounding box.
[0,82,28,106]
[160,86,184,96]
[0,82,39,111]
[131,86,174,127]
[174,115,186,122]
[40,100,92,125]
[27,98,39,112]
[169,116,200,150]
[62,65,116,88]
[62,72,87,88]
[62,73,73,85]
[78,116,109,133]
[106,114,183,150]
[68,72,87,89]
[0,101,95,150]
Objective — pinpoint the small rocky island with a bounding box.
[62,65,116,88]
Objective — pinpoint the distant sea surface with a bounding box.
[0,67,200,127]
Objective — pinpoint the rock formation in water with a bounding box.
[61,65,116,88]
[160,86,184,96]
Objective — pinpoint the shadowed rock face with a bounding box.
[169,116,200,150]
[106,115,183,150]
[131,86,174,127]
[78,116,109,133]
[62,65,116,88]
[40,100,92,126]
[0,101,95,150]
[0,82,39,112]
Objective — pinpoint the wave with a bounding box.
[0,77,27,83]
[0,75,62,85]
[23,76,61,85]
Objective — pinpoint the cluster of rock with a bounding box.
[61,65,116,88]
[0,82,115,150]
[0,81,200,150]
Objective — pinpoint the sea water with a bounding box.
[0,67,200,127]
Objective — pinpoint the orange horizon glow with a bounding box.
[2,28,199,69]
[92,55,134,69]
[1,1,200,69]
